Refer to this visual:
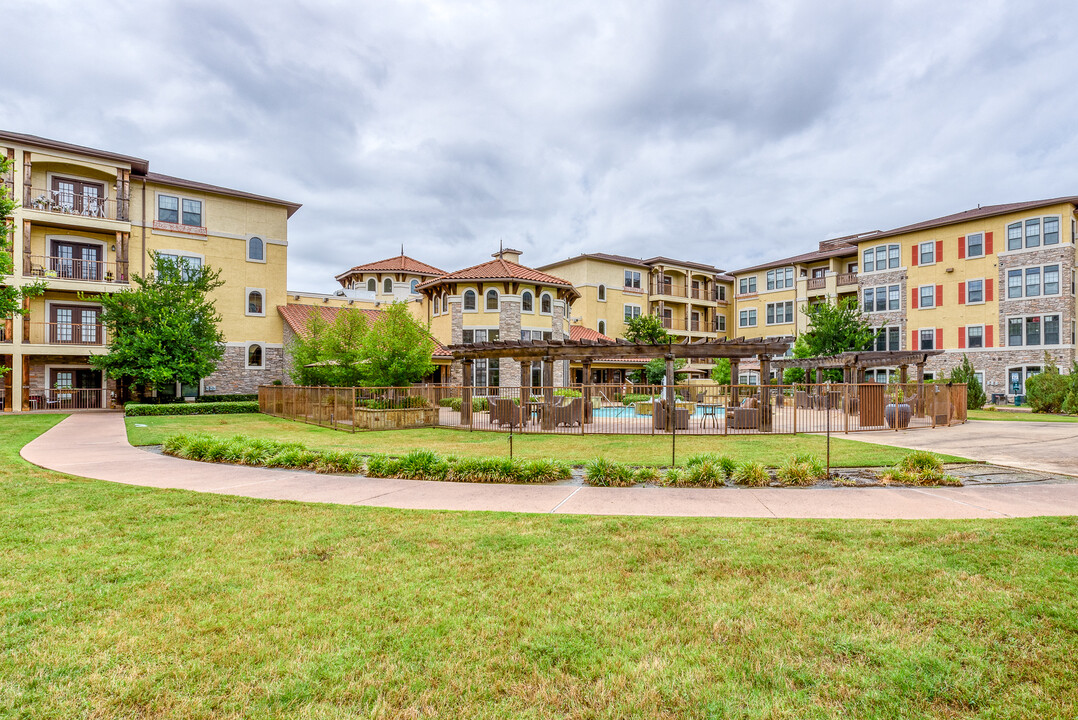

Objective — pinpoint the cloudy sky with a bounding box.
[6,1,1078,291]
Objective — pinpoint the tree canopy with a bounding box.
[623,314,671,345]
[89,253,225,389]
[632,357,687,385]
[288,302,436,387]
[799,297,879,357]
[947,355,987,410]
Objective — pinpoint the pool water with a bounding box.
[592,405,726,419]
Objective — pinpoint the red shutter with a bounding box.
[985,232,993,254]
[958,282,966,304]
[986,278,994,301]
[911,289,918,309]
[936,284,943,307]
[958,236,965,259]
[985,324,993,347]
[911,246,919,266]
[911,329,918,350]
[958,327,966,348]
[936,240,943,262]
[936,328,944,349]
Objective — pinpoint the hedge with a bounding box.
[196,393,258,403]
[125,401,260,416]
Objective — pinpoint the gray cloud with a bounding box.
[4,0,1077,289]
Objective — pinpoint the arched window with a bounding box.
[597,284,606,301]
[485,289,499,311]
[598,320,606,335]
[367,278,376,292]
[247,290,263,315]
[442,293,448,313]
[410,279,419,294]
[383,278,393,293]
[540,293,552,314]
[247,343,264,368]
[463,289,476,310]
[247,236,264,261]
[521,290,533,312]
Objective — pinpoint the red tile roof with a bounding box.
[855,196,1078,243]
[538,252,726,274]
[416,258,579,298]
[277,304,451,356]
[335,254,446,281]
[569,325,612,342]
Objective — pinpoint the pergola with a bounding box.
[770,350,945,385]
[446,335,794,429]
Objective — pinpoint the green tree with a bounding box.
[1061,363,1078,415]
[710,358,731,384]
[360,301,436,386]
[1025,353,1069,414]
[624,314,671,344]
[90,253,224,392]
[288,309,370,387]
[0,157,45,364]
[632,357,687,385]
[947,354,987,409]
[800,297,879,357]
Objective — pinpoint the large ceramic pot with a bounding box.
[885,403,912,429]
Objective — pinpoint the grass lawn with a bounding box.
[125,414,968,467]
[3,414,1077,718]
[969,409,1078,423]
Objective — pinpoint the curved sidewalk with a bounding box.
[19,413,1078,519]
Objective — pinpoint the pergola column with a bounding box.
[461,359,474,426]
[758,354,772,431]
[729,358,740,406]
[581,359,593,425]
[915,361,926,417]
[541,356,554,430]
[899,364,908,385]
[664,354,675,431]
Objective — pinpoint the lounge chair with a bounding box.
[726,396,759,430]
[554,397,583,427]
[489,397,522,428]
[652,399,689,430]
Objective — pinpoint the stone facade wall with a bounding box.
[449,300,464,385]
[552,301,567,385]
[498,299,522,388]
[203,345,285,395]
[281,326,297,386]
[25,356,119,407]
[858,268,908,349]
[997,246,1075,347]
[924,348,1076,395]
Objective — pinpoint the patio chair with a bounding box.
[652,399,689,430]
[553,397,583,427]
[726,396,759,430]
[489,397,522,428]
[795,390,811,408]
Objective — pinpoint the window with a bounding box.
[1009,216,1060,250]
[410,279,419,294]
[739,277,757,295]
[1008,270,1022,299]
[1045,315,1060,344]
[766,301,794,324]
[158,195,179,223]
[919,329,935,350]
[624,271,641,289]
[863,284,900,312]
[863,244,900,272]
[463,289,476,311]
[1007,264,1062,298]
[919,242,935,265]
[246,289,264,316]
[1044,265,1060,295]
[156,253,202,282]
[540,293,552,314]
[717,286,726,301]
[766,267,794,290]
[966,233,983,257]
[1007,222,1023,251]
[1008,318,1023,346]
[383,278,393,294]
[597,284,606,301]
[246,343,264,369]
[624,304,641,321]
[598,320,606,335]
[182,199,202,226]
[967,325,983,349]
[1007,314,1061,346]
[1025,267,1040,297]
[441,293,448,313]
[1026,316,1041,346]
[521,291,533,312]
[919,285,935,309]
[739,309,757,327]
[967,279,983,304]
[158,194,202,227]
[247,237,264,262]
[1025,218,1040,248]
[367,278,376,292]
[718,315,726,331]
[485,289,499,311]
[874,326,900,352]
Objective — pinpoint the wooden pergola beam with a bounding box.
[446,336,793,362]
[770,350,944,371]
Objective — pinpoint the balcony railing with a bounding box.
[807,277,827,290]
[27,388,105,410]
[29,322,105,346]
[654,315,718,333]
[24,187,128,221]
[837,272,858,286]
[650,282,719,300]
[23,255,128,284]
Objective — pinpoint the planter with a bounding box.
[354,406,438,430]
[885,403,912,429]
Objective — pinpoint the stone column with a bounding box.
[915,362,925,417]
[541,356,555,430]
[552,301,566,386]
[758,354,772,431]
[461,360,473,426]
[498,297,522,389]
[449,300,465,385]
[582,360,592,425]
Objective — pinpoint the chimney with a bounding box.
[493,247,523,264]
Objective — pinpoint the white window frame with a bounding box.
[154,249,205,281]
[383,278,394,294]
[1003,215,1062,253]
[245,342,266,370]
[739,308,757,328]
[918,328,936,351]
[597,320,606,335]
[965,324,985,349]
[738,276,757,295]
[154,190,205,228]
[462,289,477,312]
[366,278,376,292]
[409,279,419,294]
[245,287,266,317]
[246,236,266,263]
[862,243,901,274]
[965,232,984,258]
[624,271,641,290]
[765,301,793,325]
[597,284,606,302]
[521,290,534,313]
[965,278,985,305]
[863,284,900,313]
[539,293,553,315]
[918,284,936,309]
[485,288,500,312]
[718,315,726,332]
[623,304,641,321]
[1006,313,1062,347]
[919,241,936,266]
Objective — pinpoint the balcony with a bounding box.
[28,322,105,346]
[650,282,718,301]
[837,272,858,287]
[655,315,719,334]
[807,277,827,291]
[23,255,128,284]
[24,187,128,222]
[27,387,106,410]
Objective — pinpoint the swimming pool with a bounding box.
[592,405,726,419]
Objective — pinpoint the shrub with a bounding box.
[516,459,572,483]
[663,467,684,486]
[633,466,660,485]
[733,461,770,487]
[947,355,987,409]
[1063,389,1078,416]
[365,454,402,478]
[196,393,258,403]
[776,457,817,487]
[357,395,430,410]
[1025,354,1069,413]
[314,450,364,475]
[685,453,736,479]
[439,397,489,413]
[125,401,259,416]
[553,388,583,398]
[398,449,450,481]
[683,460,724,488]
[584,457,635,487]
[897,450,943,475]
[621,394,656,406]
[878,450,959,486]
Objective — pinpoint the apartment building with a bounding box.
[536,253,733,341]
[731,197,1078,396]
[1,131,299,411]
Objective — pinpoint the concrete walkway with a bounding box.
[18,413,1078,519]
[851,419,1078,477]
